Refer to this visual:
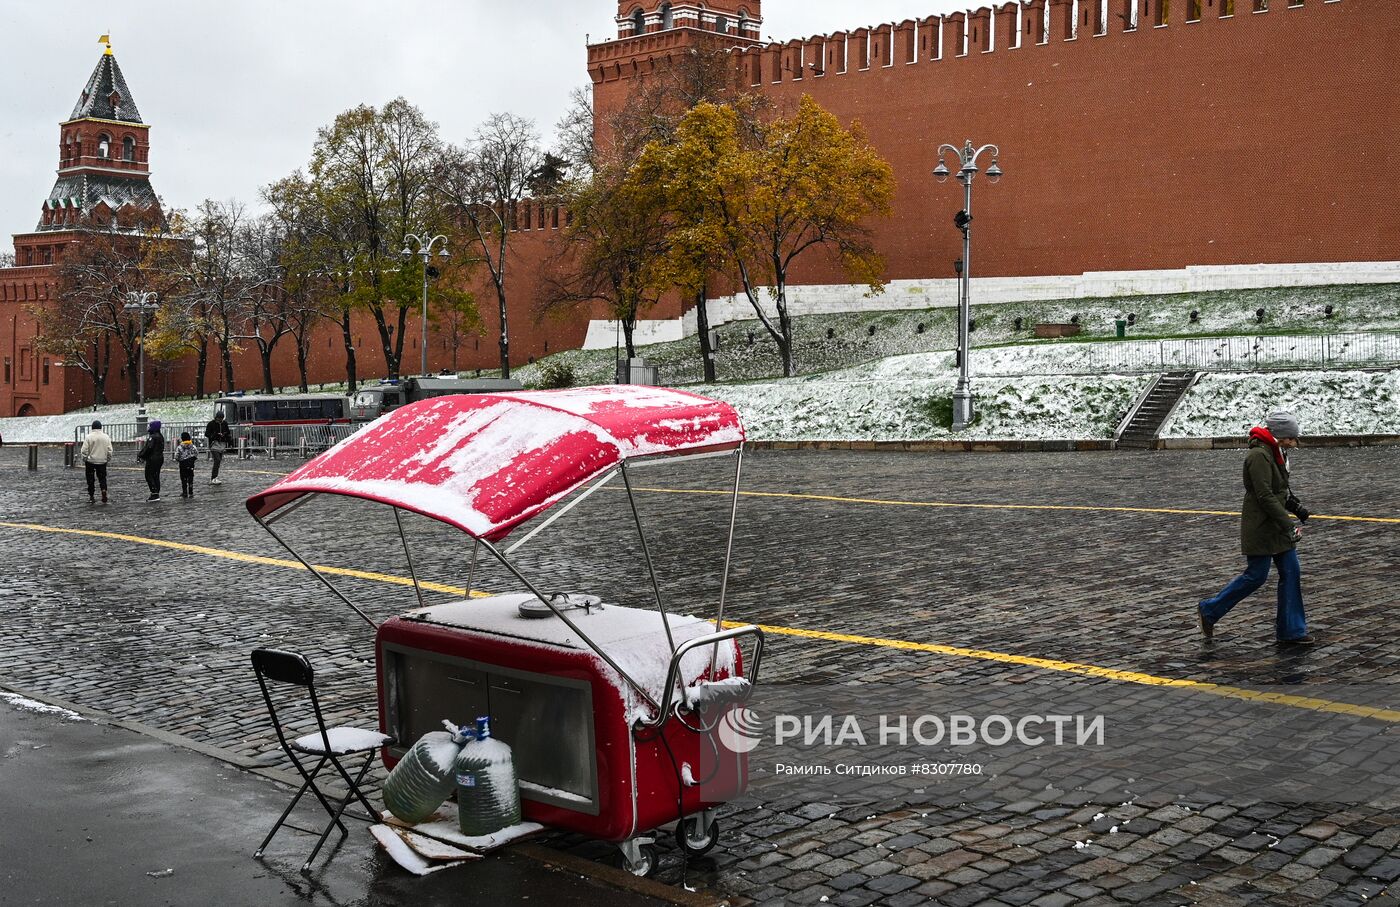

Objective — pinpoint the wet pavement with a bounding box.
[2,443,1399,905]
[0,693,668,906]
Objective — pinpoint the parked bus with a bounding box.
[213,393,352,449]
[350,376,523,423]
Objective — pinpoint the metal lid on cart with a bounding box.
[245,386,744,541]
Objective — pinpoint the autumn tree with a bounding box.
[439,113,543,378]
[637,97,894,377]
[539,161,669,359]
[307,98,450,379]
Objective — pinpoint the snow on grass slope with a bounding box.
[0,400,220,444]
[706,375,1150,441]
[1162,370,1400,438]
[515,283,1400,388]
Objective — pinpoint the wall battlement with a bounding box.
[733,0,1342,87]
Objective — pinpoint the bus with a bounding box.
[213,393,352,449]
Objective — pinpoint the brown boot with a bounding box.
[101,490,108,504]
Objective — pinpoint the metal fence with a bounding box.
[74,421,359,459]
[1087,331,1400,374]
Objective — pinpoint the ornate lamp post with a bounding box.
[933,141,1002,431]
[123,290,159,429]
[401,233,450,377]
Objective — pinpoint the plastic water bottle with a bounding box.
[383,720,473,824]
[453,715,522,837]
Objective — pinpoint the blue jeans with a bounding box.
[1199,549,1307,640]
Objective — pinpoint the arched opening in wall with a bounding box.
[123,136,136,161]
[716,15,729,33]
[630,7,644,34]
[97,133,110,158]
[660,2,673,29]
[738,9,750,34]
[16,404,36,418]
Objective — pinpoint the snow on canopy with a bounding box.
[245,386,744,541]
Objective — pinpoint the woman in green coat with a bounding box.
[1198,411,1311,644]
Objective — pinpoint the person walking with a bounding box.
[136,420,166,502]
[175,431,199,498]
[204,410,232,485]
[79,420,113,504]
[1198,410,1311,645]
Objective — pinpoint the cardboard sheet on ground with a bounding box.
[380,804,544,853]
[370,824,480,876]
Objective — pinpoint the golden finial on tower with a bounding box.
[99,34,112,55]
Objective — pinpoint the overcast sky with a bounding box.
[0,1,974,239]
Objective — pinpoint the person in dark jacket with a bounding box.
[136,419,166,502]
[204,411,232,484]
[1198,410,1310,644]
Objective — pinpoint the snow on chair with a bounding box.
[250,648,395,872]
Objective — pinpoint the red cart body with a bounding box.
[376,594,746,842]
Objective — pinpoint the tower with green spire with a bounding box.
[15,39,162,266]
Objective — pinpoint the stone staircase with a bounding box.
[1115,372,1198,450]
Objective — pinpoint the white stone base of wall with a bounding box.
[580,260,1400,351]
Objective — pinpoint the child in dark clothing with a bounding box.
[175,432,199,498]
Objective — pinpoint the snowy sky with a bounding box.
[0,1,974,238]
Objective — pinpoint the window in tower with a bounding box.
[98,134,110,158]
[716,15,729,33]
[661,2,673,29]
[123,136,136,161]
[631,7,644,34]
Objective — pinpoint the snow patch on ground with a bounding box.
[0,692,85,721]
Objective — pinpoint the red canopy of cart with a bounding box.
[244,386,745,541]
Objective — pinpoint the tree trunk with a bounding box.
[194,339,208,399]
[260,345,275,394]
[694,287,716,383]
[340,310,358,393]
[371,306,398,379]
[396,305,410,376]
[775,280,795,378]
[221,341,236,394]
[622,317,636,360]
[296,337,310,393]
[496,281,510,379]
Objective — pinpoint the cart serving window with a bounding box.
[246,386,763,872]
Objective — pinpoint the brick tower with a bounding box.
[12,38,161,268]
[590,1,764,130]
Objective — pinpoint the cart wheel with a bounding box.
[676,816,720,856]
[624,843,658,877]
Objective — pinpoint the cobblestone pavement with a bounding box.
[1,444,1398,906]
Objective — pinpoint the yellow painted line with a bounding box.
[0,521,486,598]
[624,486,1400,525]
[726,621,1400,723]
[1,519,1395,724]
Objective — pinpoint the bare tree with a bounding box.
[440,113,543,378]
[38,211,168,402]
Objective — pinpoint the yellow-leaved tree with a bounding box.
[637,96,894,378]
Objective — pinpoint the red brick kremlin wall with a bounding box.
[591,0,1398,315]
[4,0,1396,416]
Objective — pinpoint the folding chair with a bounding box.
[251,648,395,871]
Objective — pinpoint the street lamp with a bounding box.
[123,291,159,429]
[934,140,1002,431]
[401,233,450,377]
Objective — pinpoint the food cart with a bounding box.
[246,386,764,875]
